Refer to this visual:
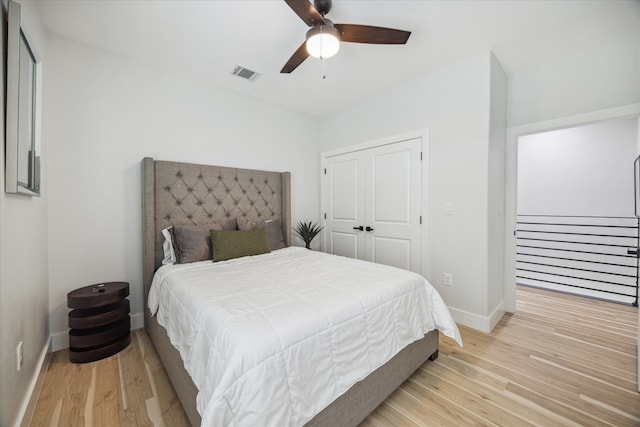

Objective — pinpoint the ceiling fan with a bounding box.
[281,0,411,73]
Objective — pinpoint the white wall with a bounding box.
[636,117,640,155]
[487,54,507,322]
[508,35,640,127]
[518,118,638,217]
[0,1,49,426]
[319,51,506,330]
[44,35,321,349]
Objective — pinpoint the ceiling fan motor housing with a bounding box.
[314,0,332,16]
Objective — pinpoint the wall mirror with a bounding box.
[5,0,42,196]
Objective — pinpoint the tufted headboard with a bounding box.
[141,158,291,329]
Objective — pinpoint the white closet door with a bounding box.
[325,152,365,259]
[365,138,422,271]
[324,137,422,273]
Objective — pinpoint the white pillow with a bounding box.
[161,227,176,265]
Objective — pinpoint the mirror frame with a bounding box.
[5,0,42,196]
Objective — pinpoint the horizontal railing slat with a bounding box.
[516,259,636,279]
[516,244,636,260]
[516,215,638,305]
[516,252,636,268]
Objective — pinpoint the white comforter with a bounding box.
[149,246,462,426]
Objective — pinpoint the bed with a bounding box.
[141,157,462,426]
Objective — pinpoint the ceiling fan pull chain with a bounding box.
[322,57,327,80]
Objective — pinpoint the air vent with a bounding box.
[231,65,262,82]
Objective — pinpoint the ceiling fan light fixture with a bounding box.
[306,25,340,59]
[281,0,411,74]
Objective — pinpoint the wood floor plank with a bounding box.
[58,353,92,426]
[513,301,638,339]
[30,286,639,427]
[423,357,571,427]
[136,330,190,426]
[462,325,638,409]
[517,297,638,326]
[529,350,638,395]
[489,317,637,374]
[407,370,537,427]
[118,333,154,426]
[93,353,125,426]
[441,337,639,426]
[359,401,422,427]
[516,286,638,314]
[387,384,488,426]
[506,315,637,356]
[441,346,609,426]
[29,351,68,426]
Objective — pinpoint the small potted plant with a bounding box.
[293,220,323,249]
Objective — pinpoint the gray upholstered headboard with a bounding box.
[141,157,291,330]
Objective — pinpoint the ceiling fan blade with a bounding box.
[284,0,326,27]
[334,24,411,44]
[281,41,310,73]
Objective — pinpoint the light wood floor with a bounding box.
[29,328,190,427]
[30,286,638,426]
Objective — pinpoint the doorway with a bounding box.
[516,118,639,305]
[504,105,640,313]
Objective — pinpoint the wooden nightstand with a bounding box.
[67,281,131,363]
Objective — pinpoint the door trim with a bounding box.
[321,128,427,158]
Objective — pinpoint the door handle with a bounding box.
[353,226,364,231]
[365,226,374,232]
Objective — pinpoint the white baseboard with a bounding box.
[131,312,144,330]
[51,330,68,352]
[15,337,51,427]
[488,301,506,331]
[51,312,145,352]
[448,301,505,333]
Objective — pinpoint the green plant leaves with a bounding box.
[293,220,324,249]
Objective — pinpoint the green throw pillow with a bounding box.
[210,228,270,262]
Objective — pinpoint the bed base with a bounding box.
[148,315,438,427]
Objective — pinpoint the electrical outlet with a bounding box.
[443,273,453,287]
[16,341,23,371]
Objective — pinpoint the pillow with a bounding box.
[161,227,176,265]
[237,217,266,231]
[170,218,237,264]
[210,228,270,262]
[265,219,286,251]
[237,217,286,250]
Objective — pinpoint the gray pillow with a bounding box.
[210,228,270,262]
[265,220,286,250]
[237,217,266,231]
[171,218,237,263]
[237,217,285,250]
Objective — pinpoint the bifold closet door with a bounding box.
[324,138,422,273]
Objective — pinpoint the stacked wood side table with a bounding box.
[67,281,130,363]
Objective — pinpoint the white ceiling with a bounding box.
[36,0,640,116]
